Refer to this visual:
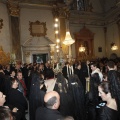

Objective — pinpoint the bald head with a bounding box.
[44,91,60,109]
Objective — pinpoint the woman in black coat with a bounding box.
[29,73,46,120]
[7,78,28,120]
[97,81,118,120]
[74,63,86,92]
[68,74,85,120]
[54,72,74,117]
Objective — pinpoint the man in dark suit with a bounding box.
[35,91,63,120]
[62,62,71,79]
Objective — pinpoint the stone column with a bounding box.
[7,0,21,62]
[104,27,107,56]
[117,20,120,56]
[49,44,56,60]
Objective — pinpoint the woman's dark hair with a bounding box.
[91,73,101,88]
[45,68,54,79]
[9,70,15,75]
[99,81,110,94]
[89,73,101,105]
[68,74,81,86]
[10,78,17,87]
[0,106,13,120]
[76,63,81,68]
[107,61,115,69]
[56,72,68,93]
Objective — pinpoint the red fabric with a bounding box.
[20,79,27,96]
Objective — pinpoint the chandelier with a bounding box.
[79,45,86,52]
[63,19,75,46]
[63,31,75,46]
[111,43,118,51]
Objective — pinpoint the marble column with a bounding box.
[7,1,21,62]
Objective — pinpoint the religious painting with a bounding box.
[33,53,48,63]
[29,20,47,37]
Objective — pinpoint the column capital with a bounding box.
[52,5,70,19]
[7,0,20,17]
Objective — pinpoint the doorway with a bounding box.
[33,53,48,63]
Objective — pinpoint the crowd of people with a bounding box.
[0,57,120,120]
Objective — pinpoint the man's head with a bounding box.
[0,106,13,120]
[0,92,6,106]
[17,72,23,80]
[44,91,60,110]
[107,61,115,70]
[90,62,97,71]
[15,64,21,70]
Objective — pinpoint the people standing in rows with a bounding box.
[98,81,118,120]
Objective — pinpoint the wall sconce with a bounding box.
[111,42,118,51]
[79,45,86,52]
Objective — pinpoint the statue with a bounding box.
[77,0,85,11]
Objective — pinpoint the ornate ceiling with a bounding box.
[1,0,119,13]
[1,0,120,26]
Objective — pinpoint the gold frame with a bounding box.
[0,19,3,32]
[29,20,47,37]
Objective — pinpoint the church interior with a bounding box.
[1,1,120,120]
[0,0,120,64]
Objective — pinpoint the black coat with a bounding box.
[35,107,63,120]
[97,106,118,120]
[29,76,46,120]
[0,72,6,93]
[54,83,74,117]
[7,88,28,113]
[62,66,68,79]
[74,68,86,90]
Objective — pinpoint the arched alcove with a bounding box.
[74,26,94,60]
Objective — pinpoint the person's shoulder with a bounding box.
[36,107,45,112]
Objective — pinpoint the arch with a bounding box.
[74,26,94,60]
